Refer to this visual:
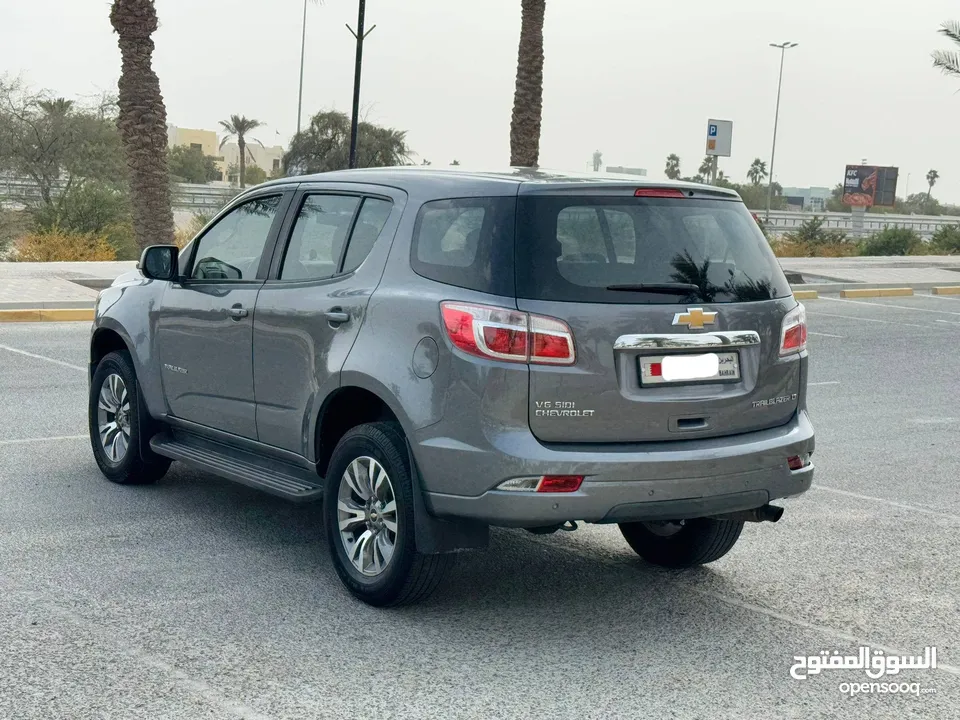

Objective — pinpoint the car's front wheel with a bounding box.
[619,517,745,568]
[324,422,453,606]
[89,351,170,485]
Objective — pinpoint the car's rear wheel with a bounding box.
[324,422,453,606]
[619,517,744,568]
[89,351,170,485]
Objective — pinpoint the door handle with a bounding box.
[324,309,350,325]
[228,304,248,320]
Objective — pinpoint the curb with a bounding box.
[0,309,94,323]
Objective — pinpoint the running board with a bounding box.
[150,432,324,502]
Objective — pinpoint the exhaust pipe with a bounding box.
[715,504,784,523]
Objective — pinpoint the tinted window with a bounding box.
[191,195,282,280]
[516,197,791,304]
[280,194,360,281]
[410,197,516,296]
[342,198,392,274]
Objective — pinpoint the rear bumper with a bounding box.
[416,411,814,528]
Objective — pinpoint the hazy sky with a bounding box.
[5,0,960,201]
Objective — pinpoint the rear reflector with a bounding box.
[787,455,808,471]
[537,475,584,493]
[635,188,686,198]
[497,475,585,492]
[440,301,576,365]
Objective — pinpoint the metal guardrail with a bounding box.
[0,176,238,212]
[3,175,959,237]
[760,210,958,240]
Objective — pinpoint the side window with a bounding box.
[191,195,282,280]
[342,198,392,274]
[410,197,516,296]
[280,195,360,281]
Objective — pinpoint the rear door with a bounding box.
[252,184,403,456]
[514,187,802,443]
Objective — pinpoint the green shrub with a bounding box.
[858,227,922,256]
[931,224,960,254]
[13,229,116,261]
[786,216,847,246]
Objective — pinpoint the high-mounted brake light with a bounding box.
[440,302,576,365]
[779,303,807,356]
[635,188,686,198]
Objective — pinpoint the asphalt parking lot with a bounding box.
[1,295,958,720]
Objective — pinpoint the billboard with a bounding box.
[705,119,733,157]
[842,165,899,207]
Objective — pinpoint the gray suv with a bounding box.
[88,168,814,606]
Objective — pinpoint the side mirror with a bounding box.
[139,245,180,281]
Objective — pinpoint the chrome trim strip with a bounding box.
[614,331,761,350]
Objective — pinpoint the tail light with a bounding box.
[779,303,807,356]
[440,302,576,365]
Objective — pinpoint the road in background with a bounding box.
[1,297,958,719]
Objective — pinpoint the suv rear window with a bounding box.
[410,197,516,296]
[515,196,791,304]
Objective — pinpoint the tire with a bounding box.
[619,517,745,568]
[89,351,170,485]
[324,422,453,607]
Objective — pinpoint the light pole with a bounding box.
[766,41,798,222]
[297,1,325,136]
[347,0,376,169]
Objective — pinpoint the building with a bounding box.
[781,186,832,212]
[605,166,648,177]
[219,142,285,180]
[167,125,228,182]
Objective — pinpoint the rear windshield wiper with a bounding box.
[605,283,700,295]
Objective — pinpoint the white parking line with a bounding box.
[0,344,85,372]
[821,295,960,316]
[805,311,931,330]
[527,535,960,677]
[0,435,87,446]
[808,331,845,338]
[808,381,841,386]
[935,319,960,326]
[814,485,960,522]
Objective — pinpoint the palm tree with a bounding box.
[698,155,716,182]
[110,0,174,251]
[927,169,940,199]
[220,115,264,188]
[932,21,960,77]
[747,158,768,186]
[38,98,74,116]
[509,0,546,167]
[664,154,681,180]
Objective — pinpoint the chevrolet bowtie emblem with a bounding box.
[672,307,718,330]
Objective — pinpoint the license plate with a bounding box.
[639,352,740,385]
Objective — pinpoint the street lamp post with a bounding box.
[297,0,309,136]
[346,0,376,169]
[766,41,798,223]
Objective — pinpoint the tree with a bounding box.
[664,153,681,180]
[168,145,221,184]
[219,114,264,189]
[927,169,940,199]
[0,79,127,217]
[509,0,546,167]
[110,0,175,251]
[932,21,960,78]
[698,155,717,182]
[450,159,461,166]
[747,158,768,186]
[592,150,602,172]
[231,163,266,186]
[283,110,411,175]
